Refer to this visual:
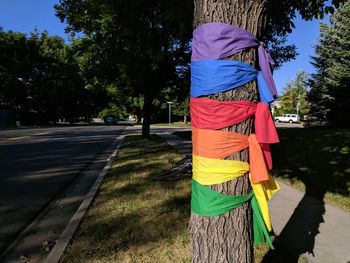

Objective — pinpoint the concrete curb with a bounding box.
[44,134,126,263]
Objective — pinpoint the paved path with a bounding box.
[269,181,350,263]
[275,123,304,129]
[157,130,350,263]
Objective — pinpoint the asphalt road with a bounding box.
[0,125,126,254]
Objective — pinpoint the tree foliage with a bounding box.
[280,70,309,117]
[172,96,190,123]
[0,28,102,124]
[308,0,350,126]
[55,0,193,136]
[265,0,344,36]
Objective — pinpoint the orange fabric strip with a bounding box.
[192,127,269,183]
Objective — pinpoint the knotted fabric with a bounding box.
[192,127,269,183]
[190,97,279,169]
[191,179,274,248]
[189,22,279,248]
[191,22,278,97]
[192,154,280,232]
[191,59,274,105]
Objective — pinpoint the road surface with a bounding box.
[0,125,126,254]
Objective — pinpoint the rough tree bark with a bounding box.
[189,1,268,262]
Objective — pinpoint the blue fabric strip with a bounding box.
[190,59,274,105]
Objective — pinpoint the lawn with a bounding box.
[173,128,350,211]
[60,134,276,263]
[60,134,192,263]
[270,128,350,211]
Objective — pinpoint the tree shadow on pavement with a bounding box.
[262,194,325,263]
[262,128,350,262]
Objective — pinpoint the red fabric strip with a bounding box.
[191,98,256,130]
[190,97,279,169]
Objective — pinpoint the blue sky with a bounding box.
[0,0,327,95]
[273,14,328,95]
[0,0,67,40]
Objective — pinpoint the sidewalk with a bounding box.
[157,130,350,263]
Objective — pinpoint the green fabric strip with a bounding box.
[251,194,274,249]
[191,178,253,216]
[191,179,274,249]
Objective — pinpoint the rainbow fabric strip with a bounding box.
[190,22,280,249]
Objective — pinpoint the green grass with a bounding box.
[270,128,350,211]
[173,128,350,210]
[60,134,276,263]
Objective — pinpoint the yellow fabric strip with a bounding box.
[192,154,280,231]
[193,155,249,185]
[250,174,280,231]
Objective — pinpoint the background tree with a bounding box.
[172,96,190,123]
[0,29,31,114]
[308,0,350,126]
[55,0,193,137]
[190,1,346,262]
[0,28,96,124]
[280,70,309,118]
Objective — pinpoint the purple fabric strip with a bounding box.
[191,23,278,97]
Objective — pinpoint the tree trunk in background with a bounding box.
[189,1,268,262]
[142,95,152,138]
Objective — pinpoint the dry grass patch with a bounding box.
[60,134,192,263]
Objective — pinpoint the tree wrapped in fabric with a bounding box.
[190,1,346,262]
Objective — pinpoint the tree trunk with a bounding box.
[189,1,268,262]
[142,95,152,138]
[184,115,187,124]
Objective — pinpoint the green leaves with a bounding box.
[0,28,98,124]
[308,0,350,126]
[265,0,347,36]
[280,71,310,117]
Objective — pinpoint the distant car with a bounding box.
[104,115,117,125]
[274,114,300,123]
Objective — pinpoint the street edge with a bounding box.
[0,136,105,262]
[44,133,126,263]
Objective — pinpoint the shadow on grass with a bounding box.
[262,128,350,262]
[172,130,192,141]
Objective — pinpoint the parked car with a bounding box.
[104,115,117,125]
[274,114,300,123]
